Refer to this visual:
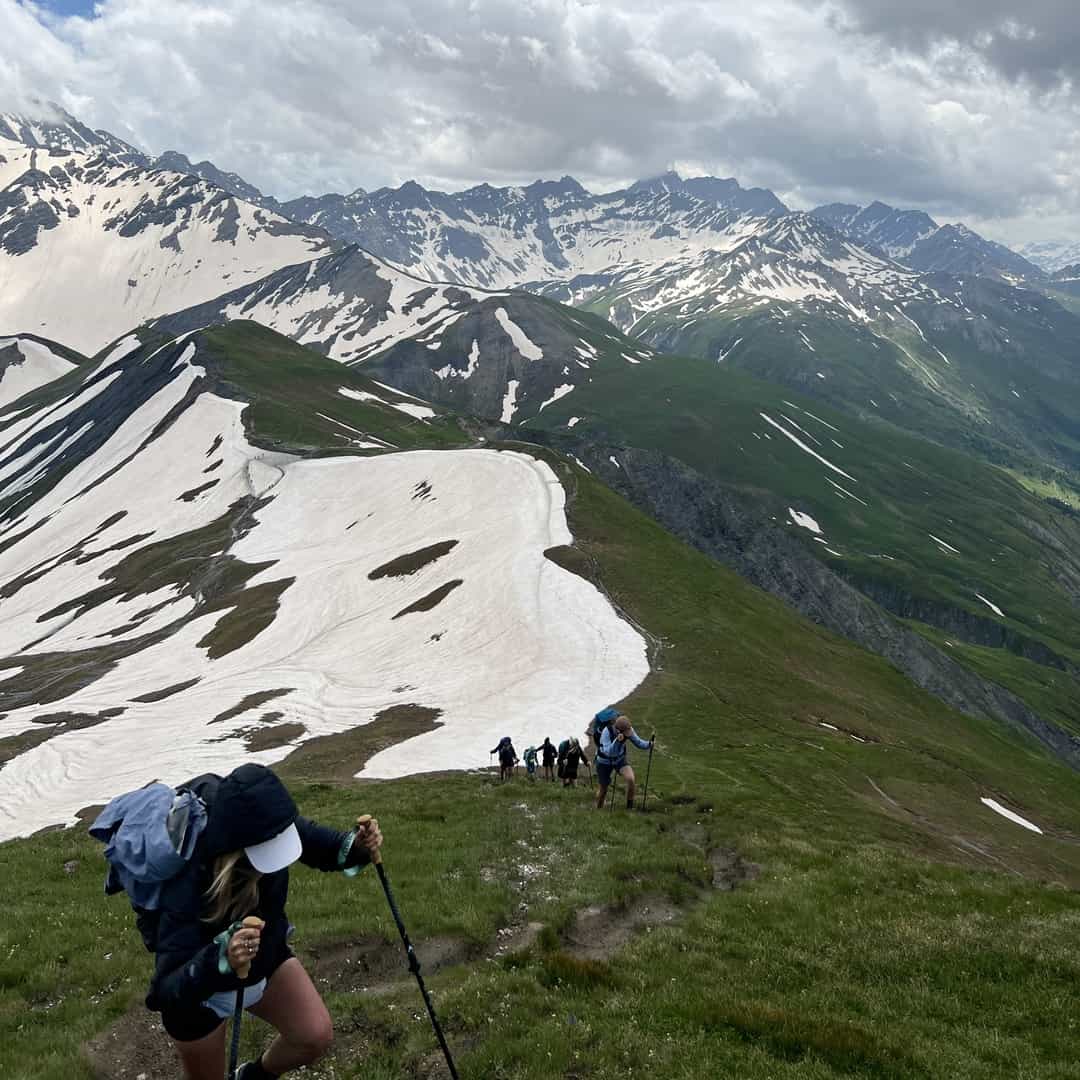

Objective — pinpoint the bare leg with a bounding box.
[595,783,608,808]
[621,766,636,808]
[173,1020,226,1080]
[249,957,334,1074]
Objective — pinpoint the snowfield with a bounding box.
[0,343,647,839]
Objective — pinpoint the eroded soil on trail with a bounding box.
[83,1007,179,1080]
[306,934,474,996]
[566,894,682,961]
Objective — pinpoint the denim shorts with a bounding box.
[595,760,627,787]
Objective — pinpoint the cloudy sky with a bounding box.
[2,0,1078,244]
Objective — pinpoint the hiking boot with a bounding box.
[236,1060,276,1080]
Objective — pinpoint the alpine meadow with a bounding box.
[2,3,1080,1079]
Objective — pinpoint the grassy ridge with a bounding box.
[4,453,1080,1079]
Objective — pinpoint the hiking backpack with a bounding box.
[89,782,207,950]
[591,707,619,748]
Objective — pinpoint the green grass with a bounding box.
[202,321,468,453]
[4,453,1080,1079]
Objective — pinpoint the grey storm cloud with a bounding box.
[823,0,1080,90]
[1,0,1078,243]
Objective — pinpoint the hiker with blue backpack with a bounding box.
[594,714,654,810]
[90,764,382,1080]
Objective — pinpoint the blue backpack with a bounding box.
[591,707,619,748]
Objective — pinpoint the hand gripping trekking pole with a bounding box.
[640,737,655,813]
[227,915,265,1080]
[355,816,460,1080]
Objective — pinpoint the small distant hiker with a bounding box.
[595,716,654,810]
[556,737,569,781]
[540,737,557,782]
[90,764,382,1080]
[523,745,539,781]
[491,736,518,781]
[562,737,585,787]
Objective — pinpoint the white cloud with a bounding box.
[1,0,1077,244]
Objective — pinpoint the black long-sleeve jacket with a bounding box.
[145,771,368,1011]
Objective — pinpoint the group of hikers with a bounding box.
[490,706,656,811]
[85,706,656,1078]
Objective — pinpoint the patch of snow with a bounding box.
[788,508,822,534]
[929,533,960,555]
[500,379,520,423]
[566,417,581,428]
[760,413,858,482]
[980,798,1042,834]
[495,308,543,361]
[975,593,1005,618]
[536,384,575,413]
[609,456,621,469]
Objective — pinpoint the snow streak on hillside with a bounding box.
[0,135,333,355]
[0,337,647,838]
[0,336,76,409]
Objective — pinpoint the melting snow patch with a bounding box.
[980,798,1042,834]
[788,508,822,534]
[1011,390,1020,399]
[819,722,838,731]
[816,372,826,380]
[609,456,621,469]
[825,548,843,557]
[760,413,857,482]
[929,534,960,555]
[621,352,641,365]
[975,593,1005,618]
[567,417,581,428]
[571,456,591,473]
[537,384,575,413]
[500,380,520,423]
[495,308,543,361]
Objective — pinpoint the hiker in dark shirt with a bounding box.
[540,738,557,782]
[490,736,519,781]
[562,738,585,788]
[92,764,382,1080]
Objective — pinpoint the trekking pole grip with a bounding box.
[355,814,383,865]
[234,915,265,979]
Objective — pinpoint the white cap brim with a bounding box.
[245,822,302,874]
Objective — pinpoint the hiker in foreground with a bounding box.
[91,764,382,1080]
[491,735,518,781]
[594,715,654,809]
[540,737,557,782]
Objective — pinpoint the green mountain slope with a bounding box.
[524,353,1080,746]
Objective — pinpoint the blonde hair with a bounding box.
[204,850,262,925]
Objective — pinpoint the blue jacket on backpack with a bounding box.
[89,783,207,911]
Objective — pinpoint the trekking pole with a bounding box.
[227,915,265,1080]
[355,817,460,1080]
[609,770,618,811]
[640,739,655,813]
